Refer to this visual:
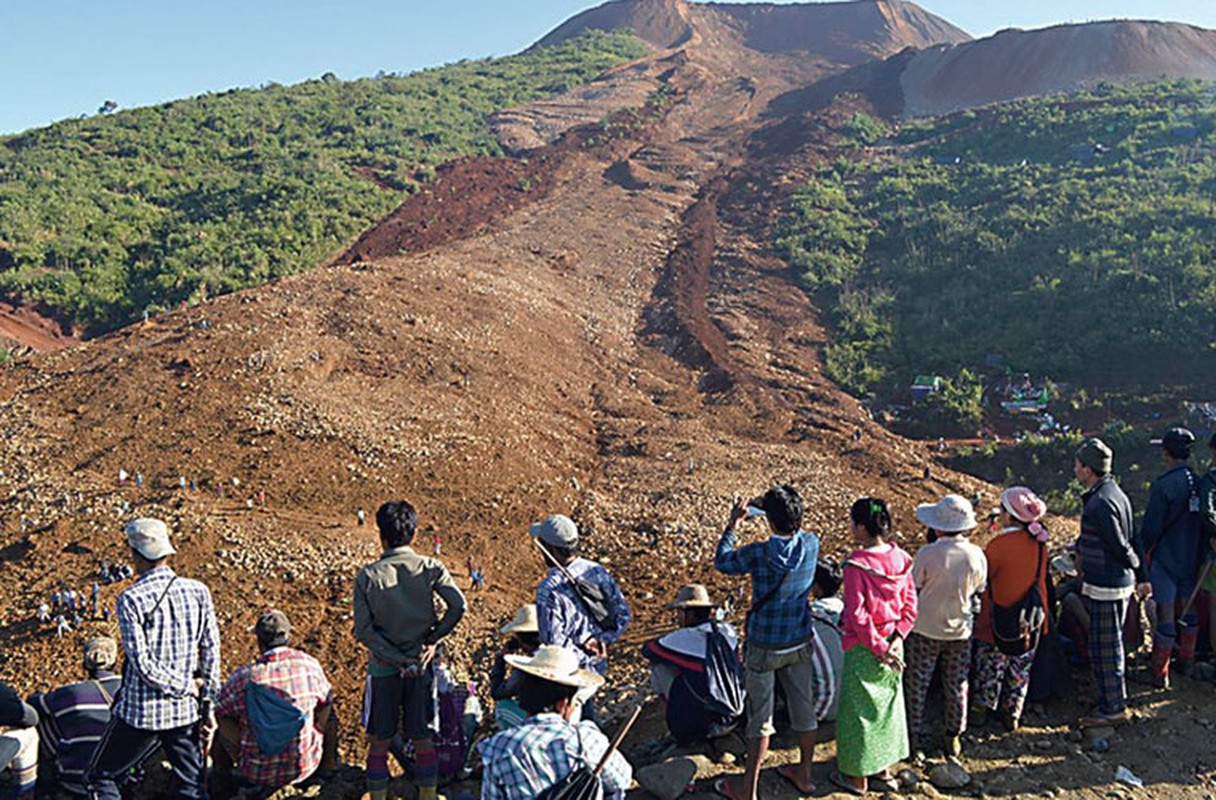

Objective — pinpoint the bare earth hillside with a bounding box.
[901,20,1216,116]
[2,2,1216,799]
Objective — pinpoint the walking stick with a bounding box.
[595,703,644,776]
[1179,555,1214,619]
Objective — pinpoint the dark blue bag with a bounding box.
[245,681,306,756]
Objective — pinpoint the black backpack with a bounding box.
[990,542,1047,656]
[535,766,601,800]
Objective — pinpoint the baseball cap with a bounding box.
[253,609,292,647]
[1150,427,1195,454]
[529,514,579,548]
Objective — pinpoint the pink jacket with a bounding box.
[841,544,918,657]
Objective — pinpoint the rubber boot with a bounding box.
[1150,634,1174,690]
[1178,624,1200,676]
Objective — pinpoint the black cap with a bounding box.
[253,609,291,647]
[1150,427,1195,455]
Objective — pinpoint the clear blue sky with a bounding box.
[3,0,1215,135]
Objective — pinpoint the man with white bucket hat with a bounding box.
[86,518,220,800]
[904,495,986,759]
[479,645,632,800]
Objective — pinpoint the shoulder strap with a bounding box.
[142,575,179,628]
[90,679,114,705]
[747,570,790,624]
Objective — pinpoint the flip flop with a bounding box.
[830,770,867,796]
[778,764,816,795]
[714,777,749,800]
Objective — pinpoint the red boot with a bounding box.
[1150,634,1173,690]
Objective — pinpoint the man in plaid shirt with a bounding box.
[85,518,220,800]
[215,610,337,793]
[714,486,820,800]
[479,645,631,800]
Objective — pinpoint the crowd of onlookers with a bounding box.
[0,426,1213,799]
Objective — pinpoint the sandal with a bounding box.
[778,764,816,795]
[714,777,749,800]
[830,770,867,796]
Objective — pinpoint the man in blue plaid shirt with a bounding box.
[479,645,631,800]
[714,486,820,800]
[86,518,220,800]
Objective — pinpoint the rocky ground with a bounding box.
[1,3,1215,799]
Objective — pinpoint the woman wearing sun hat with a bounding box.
[479,645,632,800]
[903,494,987,759]
[972,487,1051,732]
[488,605,541,731]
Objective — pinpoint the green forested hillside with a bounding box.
[777,80,1216,404]
[0,31,646,331]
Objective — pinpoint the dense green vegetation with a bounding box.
[777,81,1216,409]
[0,31,646,331]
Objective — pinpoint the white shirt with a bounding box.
[910,534,987,640]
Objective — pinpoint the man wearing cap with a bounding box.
[1140,427,1206,687]
[214,609,337,794]
[489,606,542,731]
[1073,438,1147,727]
[641,584,740,745]
[905,494,987,758]
[531,515,631,703]
[85,517,220,800]
[354,500,466,800]
[479,644,633,800]
[714,485,820,800]
[0,681,39,798]
[29,638,122,796]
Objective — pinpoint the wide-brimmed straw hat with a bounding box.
[504,644,605,690]
[665,584,716,609]
[915,494,977,533]
[500,604,539,635]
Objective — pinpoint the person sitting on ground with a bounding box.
[354,500,467,800]
[479,645,632,800]
[214,609,339,795]
[28,637,122,796]
[904,494,987,759]
[972,487,1051,732]
[531,514,631,722]
[809,559,845,724]
[835,497,917,796]
[489,605,542,731]
[641,584,740,745]
[0,680,39,798]
[713,486,820,800]
[1139,427,1205,687]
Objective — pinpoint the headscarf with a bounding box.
[1000,486,1049,543]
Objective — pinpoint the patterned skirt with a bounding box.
[836,644,909,777]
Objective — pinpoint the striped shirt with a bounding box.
[479,712,632,800]
[113,566,221,731]
[536,559,631,675]
[30,673,122,794]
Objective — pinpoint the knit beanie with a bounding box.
[1075,438,1112,475]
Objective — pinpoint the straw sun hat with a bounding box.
[504,644,605,690]
[500,604,540,635]
[665,584,716,609]
[915,494,978,533]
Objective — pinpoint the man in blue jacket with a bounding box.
[714,485,819,800]
[1139,427,1205,687]
[1073,439,1149,727]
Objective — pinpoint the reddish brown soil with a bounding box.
[0,301,79,352]
[0,4,1213,800]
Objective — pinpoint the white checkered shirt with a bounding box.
[112,566,221,731]
[479,712,632,800]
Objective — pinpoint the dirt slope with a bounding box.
[900,20,1216,116]
[0,3,1213,799]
